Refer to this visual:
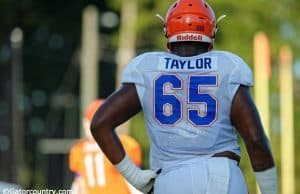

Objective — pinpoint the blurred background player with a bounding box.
[69,99,142,194]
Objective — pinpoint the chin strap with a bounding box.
[155,14,165,23]
[217,14,227,23]
[156,14,167,38]
[215,14,227,33]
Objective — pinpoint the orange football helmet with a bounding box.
[84,99,105,122]
[164,0,217,46]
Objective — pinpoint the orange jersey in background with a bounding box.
[69,134,142,194]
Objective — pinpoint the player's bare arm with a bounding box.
[90,83,157,193]
[90,83,141,164]
[231,85,277,193]
[231,85,274,171]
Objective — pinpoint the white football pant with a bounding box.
[154,157,248,194]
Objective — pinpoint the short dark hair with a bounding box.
[169,41,210,50]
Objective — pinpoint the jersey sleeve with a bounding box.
[121,54,145,86]
[228,55,254,100]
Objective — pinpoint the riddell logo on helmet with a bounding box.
[177,34,202,41]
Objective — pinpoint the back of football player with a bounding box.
[90,1,278,194]
[69,100,142,194]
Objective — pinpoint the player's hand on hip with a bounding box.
[132,169,157,193]
[114,154,158,193]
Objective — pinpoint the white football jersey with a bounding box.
[121,50,253,169]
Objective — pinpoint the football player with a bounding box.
[90,0,278,193]
[69,99,142,194]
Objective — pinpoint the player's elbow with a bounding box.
[90,117,99,138]
[90,116,109,138]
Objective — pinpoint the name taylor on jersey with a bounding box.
[159,56,217,71]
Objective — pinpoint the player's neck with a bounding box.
[169,42,210,57]
[171,48,209,57]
